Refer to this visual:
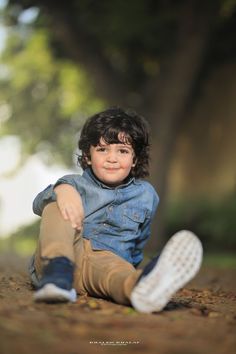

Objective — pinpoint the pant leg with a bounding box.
[33,202,80,277]
[32,203,141,304]
[73,238,142,305]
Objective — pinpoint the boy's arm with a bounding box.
[133,191,159,267]
[133,218,152,267]
[32,174,84,230]
[54,184,84,231]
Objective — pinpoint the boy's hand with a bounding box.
[54,184,84,231]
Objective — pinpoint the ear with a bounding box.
[86,158,92,165]
[85,154,92,165]
[132,157,137,167]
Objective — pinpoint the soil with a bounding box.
[0,253,235,354]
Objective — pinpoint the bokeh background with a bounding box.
[0,0,236,265]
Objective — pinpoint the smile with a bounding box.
[104,168,120,172]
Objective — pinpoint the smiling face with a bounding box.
[87,135,136,186]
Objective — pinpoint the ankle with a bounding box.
[38,256,75,291]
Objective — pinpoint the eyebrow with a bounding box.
[117,145,133,150]
[99,143,133,149]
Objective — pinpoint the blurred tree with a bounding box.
[0,28,104,166]
[1,0,236,245]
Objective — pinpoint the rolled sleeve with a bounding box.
[32,174,83,216]
[32,184,57,216]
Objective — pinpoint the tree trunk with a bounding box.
[146,12,211,251]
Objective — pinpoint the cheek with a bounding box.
[90,155,103,169]
[123,158,135,169]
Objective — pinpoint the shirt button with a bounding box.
[108,206,113,211]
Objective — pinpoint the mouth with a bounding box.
[104,167,119,172]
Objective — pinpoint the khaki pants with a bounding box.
[33,202,142,305]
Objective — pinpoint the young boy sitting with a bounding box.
[29,107,203,313]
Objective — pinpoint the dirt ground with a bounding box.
[0,253,235,354]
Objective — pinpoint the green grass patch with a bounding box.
[203,252,236,269]
[0,236,36,256]
[142,251,236,270]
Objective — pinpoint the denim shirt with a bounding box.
[33,168,159,267]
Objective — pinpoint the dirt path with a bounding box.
[0,253,235,354]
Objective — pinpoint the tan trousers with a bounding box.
[34,202,142,305]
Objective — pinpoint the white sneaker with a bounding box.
[130,230,203,313]
[34,283,77,303]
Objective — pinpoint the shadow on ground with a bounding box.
[0,253,235,354]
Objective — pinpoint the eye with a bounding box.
[96,147,107,152]
[119,148,130,154]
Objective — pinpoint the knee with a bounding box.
[42,202,58,215]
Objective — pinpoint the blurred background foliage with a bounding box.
[0,0,236,258]
[0,26,105,165]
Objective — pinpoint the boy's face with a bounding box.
[87,135,136,186]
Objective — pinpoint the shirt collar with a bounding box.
[83,167,135,189]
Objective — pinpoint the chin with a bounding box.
[105,179,120,184]
[102,178,122,186]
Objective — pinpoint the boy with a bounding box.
[29,107,202,313]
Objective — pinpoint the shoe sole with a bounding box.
[130,230,203,313]
[34,283,77,303]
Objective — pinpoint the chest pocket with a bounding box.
[123,207,146,232]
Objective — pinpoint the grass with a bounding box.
[1,238,236,269]
[203,252,236,269]
[0,237,36,256]
[142,251,236,270]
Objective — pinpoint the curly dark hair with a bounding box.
[77,107,150,178]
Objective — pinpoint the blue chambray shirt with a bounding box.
[33,168,159,267]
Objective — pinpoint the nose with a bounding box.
[106,151,118,163]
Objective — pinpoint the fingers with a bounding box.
[59,203,84,230]
[59,206,69,221]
